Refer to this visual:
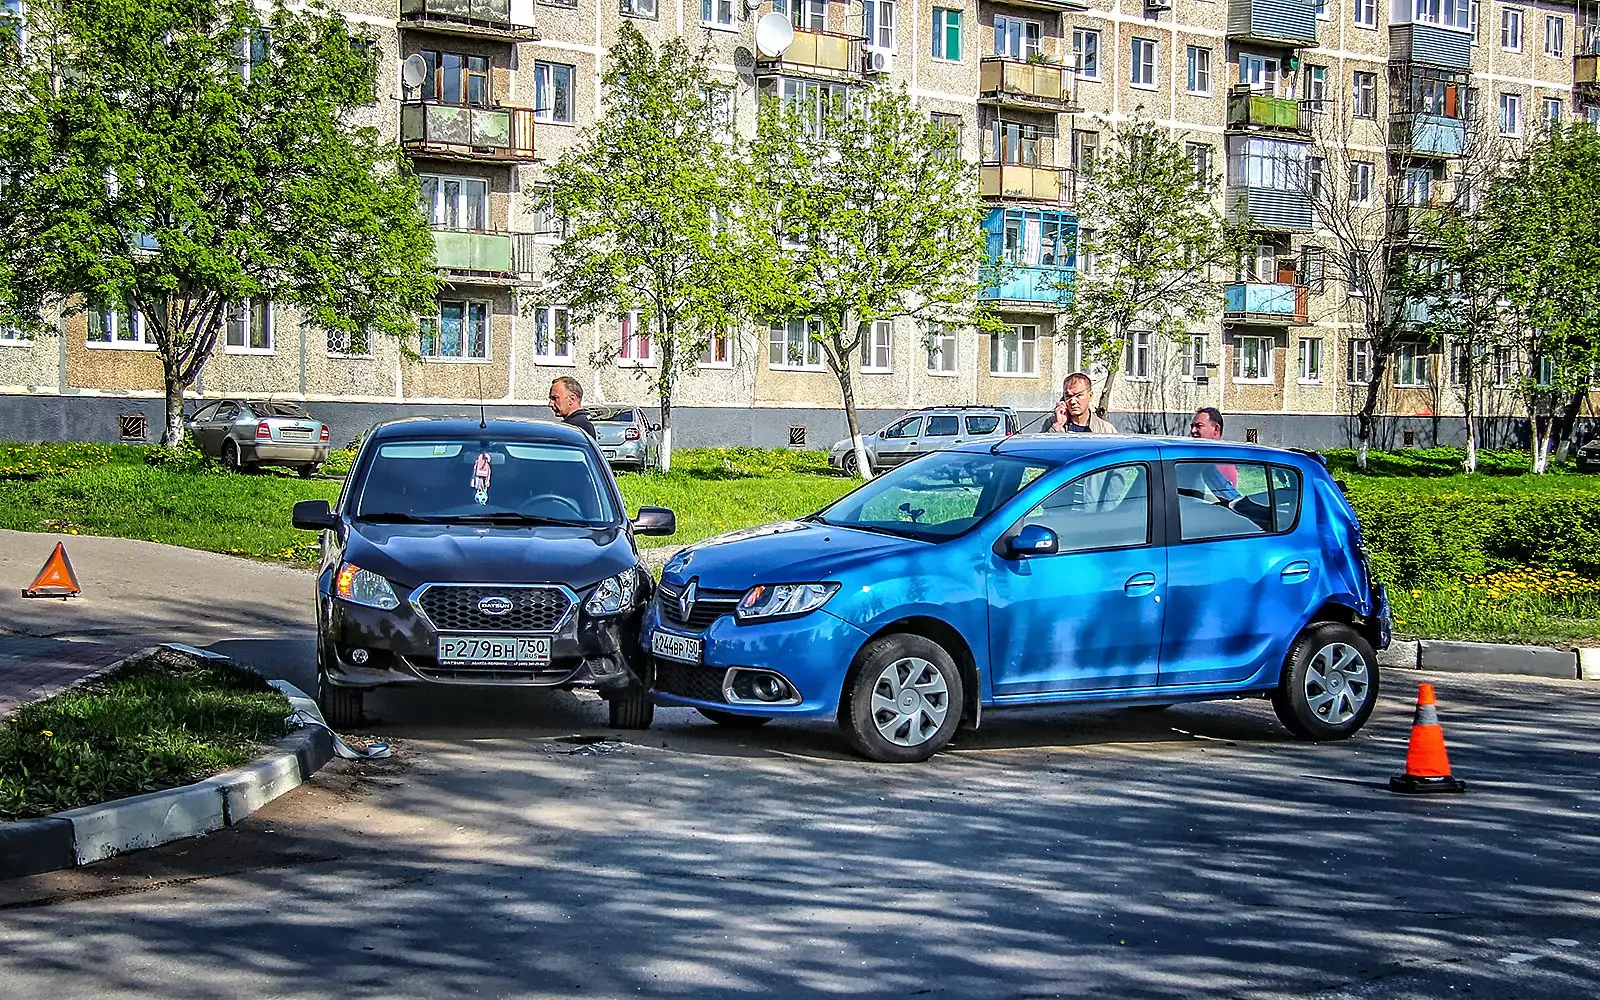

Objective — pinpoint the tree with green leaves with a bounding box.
[753,85,992,479]
[537,24,769,472]
[0,0,438,446]
[1058,116,1243,418]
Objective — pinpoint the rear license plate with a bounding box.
[279,428,313,441]
[602,448,618,458]
[437,635,551,665]
[651,630,703,664]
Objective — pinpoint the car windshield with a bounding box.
[249,401,312,418]
[816,451,1054,542]
[353,439,618,525]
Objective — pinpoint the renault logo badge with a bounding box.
[478,595,514,616]
[678,581,697,621]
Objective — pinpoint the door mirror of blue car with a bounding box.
[633,506,677,536]
[1007,523,1059,558]
[292,499,337,531]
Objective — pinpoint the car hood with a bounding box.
[660,520,926,591]
[344,521,637,592]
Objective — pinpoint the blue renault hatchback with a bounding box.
[643,436,1391,762]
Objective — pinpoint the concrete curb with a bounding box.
[1385,638,1589,681]
[0,679,335,881]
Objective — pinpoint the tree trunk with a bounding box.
[839,370,870,480]
[1462,367,1477,473]
[1095,339,1123,419]
[162,371,188,447]
[1354,352,1389,471]
[1553,388,1587,466]
[1530,413,1552,474]
[657,336,674,474]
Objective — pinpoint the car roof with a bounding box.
[979,433,1324,470]
[367,416,592,446]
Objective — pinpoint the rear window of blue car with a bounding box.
[353,439,617,524]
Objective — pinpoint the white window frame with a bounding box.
[1352,71,1377,118]
[1233,335,1275,383]
[860,320,893,373]
[776,0,825,30]
[532,189,566,244]
[621,0,657,17]
[698,332,732,368]
[534,61,574,124]
[1545,14,1564,56]
[1131,37,1158,90]
[1500,92,1522,136]
[1493,346,1515,387]
[1186,46,1212,96]
[926,326,958,375]
[533,305,573,365]
[701,0,736,28]
[1298,336,1323,383]
[1349,160,1374,205]
[1072,28,1099,79]
[1544,97,1563,123]
[85,301,154,351]
[619,311,656,367]
[993,14,1040,60]
[1354,0,1376,27]
[1501,7,1522,51]
[1316,0,1330,19]
[1469,0,1480,42]
[932,7,961,61]
[769,318,826,371]
[1348,338,1374,385]
[224,298,274,355]
[420,299,490,362]
[1182,334,1208,380]
[1394,342,1430,387]
[989,324,1038,377]
[865,0,897,51]
[1125,330,1152,381]
[419,173,490,231]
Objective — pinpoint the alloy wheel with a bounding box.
[870,656,950,747]
[1303,642,1370,726]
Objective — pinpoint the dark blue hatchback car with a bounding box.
[644,436,1391,762]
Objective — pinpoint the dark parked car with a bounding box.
[188,398,330,476]
[1576,438,1600,473]
[291,417,676,728]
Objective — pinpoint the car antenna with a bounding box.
[476,368,487,429]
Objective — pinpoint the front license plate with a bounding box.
[437,635,551,665]
[651,630,703,664]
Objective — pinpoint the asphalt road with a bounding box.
[2,662,1598,1000]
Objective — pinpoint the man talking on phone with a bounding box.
[1048,372,1118,434]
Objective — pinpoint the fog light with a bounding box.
[350,648,369,665]
[753,675,786,702]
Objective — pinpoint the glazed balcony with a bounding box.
[1389,113,1468,157]
[1226,89,1313,135]
[1226,0,1318,46]
[1577,53,1599,97]
[754,28,863,80]
[1223,281,1310,325]
[1390,23,1472,69]
[980,162,1075,205]
[978,59,1080,112]
[398,0,538,41]
[400,101,537,163]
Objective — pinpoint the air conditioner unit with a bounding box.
[863,49,892,75]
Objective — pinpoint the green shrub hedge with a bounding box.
[1323,446,1570,478]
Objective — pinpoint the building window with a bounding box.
[1500,92,1522,136]
[1229,136,1310,190]
[621,0,657,17]
[1308,156,1326,200]
[1469,0,1480,41]
[420,300,489,360]
[408,51,490,106]
[534,62,574,123]
[1403,165,1434,206]
[1349,160,1373,204]
[619,311,654,365]
[932,8,961,60]
[1072,28,1099,79]
[699,332,730,367]
[1395,342,1430,387]
[931,112,964,152]
[1315,0,1329,18]
[1348,338,1373,384]
[927,326,957,374]
[1185,142,1214,186]
[1182,334,1208,379]
[327,328,370,357]
[1298,337,1323,382]
[701,0,735,26]
[769,317,824,369]
[1302,245,1326,293]
[533,305,572,363]
[419,174,488,231]
[1544,97,1563,123]
[86,300,149,348]
[990,324,1037,376]
[532,190,566,242]
[864,0,896,49]
[1352,71,1377,118]
[1124,330,1152,380]
[859,320,892,372]
[1239,53,1282,94]
[1493,346,1515,386]
[1132,38,1157,90]
[1234,335,1274,382]
[1354,0,1376,26]
[1305,65,1328,110]
[1185,46,1212,95]
[770,77,850,137]
[1071,129,1099,170]
[1545,14,1564,56]
[1501,7,1522,50]
[225,299,272,353]
[776,0,825,30]
[993,14,1039,59]
[700,85,733,140]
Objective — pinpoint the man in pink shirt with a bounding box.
[1190,407,1238,487]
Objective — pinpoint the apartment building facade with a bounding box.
[0,0,1593,448]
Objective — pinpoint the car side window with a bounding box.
[191,402,220,422]
[215,402,239,421]
[885,417,922,439]
[1176,461,1301,541]
[925,415,959,437]
[966,415,1000,435]
[1016,464,1151,553]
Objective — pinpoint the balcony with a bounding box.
[984,0,1089,10]
[754,29,862,80]
[1226,0,1318,46]
[400,101,536,163]
[398,0,538,41]
[980,162,1075,204]
[980,263,1073,309]
[1223,281,1309,325]
[1389,113,1467,157]
[979,59,1079,112]
[1390,23,1472,70]
[430,230,543,284]
[1226,90,1312,135]
[1226,186,1312,232]
[1578,54,1600,97]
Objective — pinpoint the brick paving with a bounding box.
[0,632,147,718]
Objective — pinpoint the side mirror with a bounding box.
[632,506,677,536]
[292,499,337,531]
[1007,523,1058,558]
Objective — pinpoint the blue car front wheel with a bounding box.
[840,634,965,763]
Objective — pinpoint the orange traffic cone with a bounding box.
[1389,683,1466,794]
[22,542,82,599]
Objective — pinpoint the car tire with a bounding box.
[299,464,322,479]
[839,634,964,763]
[607,688,654,730]
[222,440,246,473]
[698,708,773,729]
[317,659,365,730]
[841,451,862,477]
[1271,622,1379,741]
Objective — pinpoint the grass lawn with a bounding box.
[0,647,291,821]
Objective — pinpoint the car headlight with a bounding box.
[735,582,839,622]
[334,562,399,610]
[584,569,639,616]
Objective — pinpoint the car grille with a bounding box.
[415,585,572,633]
[402,656,576,685]
[653,660,727,703]
[656,582,741,631]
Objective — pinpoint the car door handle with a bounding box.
[1124,573,1158,596]
[1281,561,1312,581]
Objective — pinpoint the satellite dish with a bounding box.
[401,54,429,91]
[733,46,757,84]
[754,12,794,58]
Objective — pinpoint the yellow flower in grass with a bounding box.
[41,730,52,738]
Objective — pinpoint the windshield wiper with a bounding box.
[444,512,593,528]
[834,522,923,541]
[357,512,443,524]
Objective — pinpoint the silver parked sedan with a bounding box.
[589,406,660,472]
[187,399,331,476]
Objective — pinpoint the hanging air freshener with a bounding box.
[471,452,492,505]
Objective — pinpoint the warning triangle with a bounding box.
[24,542,81,598]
